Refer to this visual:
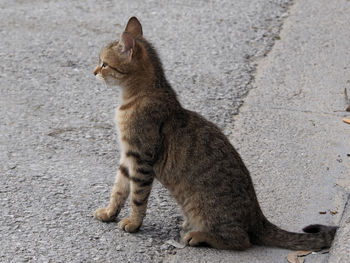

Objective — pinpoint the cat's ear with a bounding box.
[125,16,143,37]
[118,17,142,61]
[120,32,134,60]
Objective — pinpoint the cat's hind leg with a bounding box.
[94,163,130,222]
[180,218,192,240]
[182,218,192,232]
[184,227,250,250]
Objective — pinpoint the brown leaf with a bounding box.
[165,239,186,249]
[286,253,302,263]
[321,248,331,254]
[345,88,350,111]
[286,250,312,263]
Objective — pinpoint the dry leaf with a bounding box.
[286,253,304,263]
[165,239,186,249]
[345,88,350,111]
[321,248,331,254]
[287,255,301,263]
[286,250,312,263]
[344,118,350,125]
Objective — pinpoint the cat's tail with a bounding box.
[253,219,338,250]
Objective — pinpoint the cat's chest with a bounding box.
[115,107,133,133]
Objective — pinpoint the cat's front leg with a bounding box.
[94,159,130,222]
[118,153,154,232]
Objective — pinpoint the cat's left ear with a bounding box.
[125,16,143,37]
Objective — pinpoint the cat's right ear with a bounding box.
[120,32,134,61]
[118,17,142,61]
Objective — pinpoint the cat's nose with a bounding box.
[93,66,99,76]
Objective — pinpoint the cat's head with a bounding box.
[93,17,147,87]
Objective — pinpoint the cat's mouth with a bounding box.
[95,74,104,82]
[96,75,120,87]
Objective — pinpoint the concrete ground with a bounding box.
[1,0,349,262]
[171,1,350,262]
[232,0,350,262]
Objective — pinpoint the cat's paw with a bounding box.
[183,231,207,247]
[182,220,191,232]
[94,207,115,222]
[118,218,141,233]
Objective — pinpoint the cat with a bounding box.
[93,17,337,250]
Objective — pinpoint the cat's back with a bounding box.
[160,107,250,186]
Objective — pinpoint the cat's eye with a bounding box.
[102,62,108,68]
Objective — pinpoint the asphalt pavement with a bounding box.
[1,0,349,262]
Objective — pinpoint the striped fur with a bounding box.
[94,17,337,250]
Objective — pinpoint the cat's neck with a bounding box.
[118,42,175,103]
[120,73,154,101]
[120,68,173,102]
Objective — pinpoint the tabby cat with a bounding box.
[93,17,337,250]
